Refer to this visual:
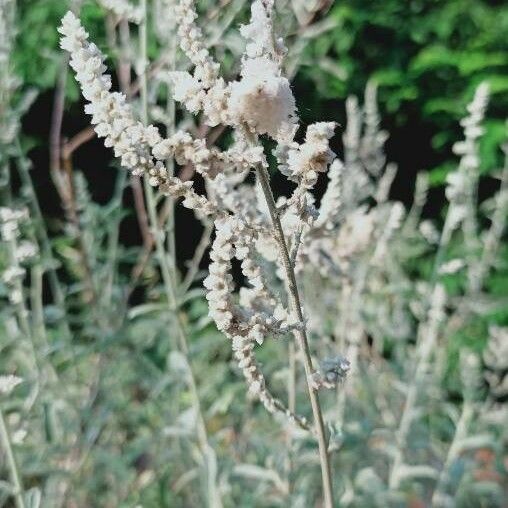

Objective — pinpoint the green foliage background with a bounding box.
[298,0,508,182]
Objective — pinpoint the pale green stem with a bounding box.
[388,289,444,489]
[0,408,26,508]
[164,34,177,282]
[286,340,296,500]
[104,170,127,305]
[30,265,49,349]
[14,143,71,338]
[431,403,474,507]
[179,221,213,295]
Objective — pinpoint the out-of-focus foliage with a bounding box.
[298,0,508,182]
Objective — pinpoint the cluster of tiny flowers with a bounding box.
[372,202,405,263]
[203,217,238,332]
[167,0,231,127]
[314,160,344,231]
[228,0,295,142]
[484,327,508,373]
[280,122,337,187]
[0,208,38,305]
[445,171,469,228]
[231,333,310,430]
[419,220,439,244]
[438,258,465,275]
[0,208,38,262]
[203,216,308,428]
[98,0,143,23]
[452,83,489,170]
[174,0,220,87]
[171,0,297,143]
[445,84,490,229]
[360,82,388,176]
[0,0,20,147]
[58,12,219,217]
[2,265,24,305]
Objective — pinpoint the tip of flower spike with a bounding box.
[58,11,78,32]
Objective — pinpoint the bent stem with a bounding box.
[0,408,26,508]
[255,164,334,508]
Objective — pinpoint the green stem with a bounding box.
[14,143,71,338]
[0,408,26,508]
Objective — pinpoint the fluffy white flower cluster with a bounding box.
[98,0,143,23]
[171,0,297,143]
[281,122,337,186]
[228,57,297,142]
[203,216,307,427]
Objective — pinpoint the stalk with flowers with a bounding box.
[0,0,507,506]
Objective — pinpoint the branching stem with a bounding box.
[255,163,334,508]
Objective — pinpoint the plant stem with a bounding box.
[388,285,444,489]
[138,3,221,505]
[286,340,296,500]
[255,163,334,508]
[431,402,474,506]
[15,142,71,338]
[0,408,26,508]
[180,221,213,295]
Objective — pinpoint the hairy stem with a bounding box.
[255,164,334,508]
